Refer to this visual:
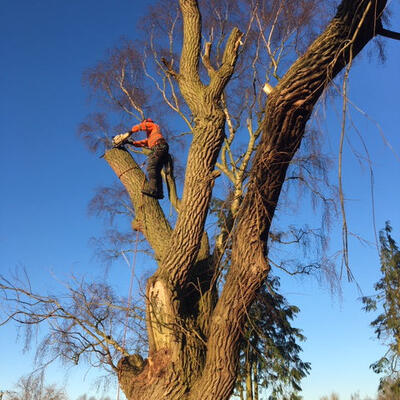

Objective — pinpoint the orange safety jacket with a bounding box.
[130,120,165,148]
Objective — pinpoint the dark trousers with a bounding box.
[147,141,169,196]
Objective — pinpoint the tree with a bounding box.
[5,373,67,400]
[377,376,400,400]
[109,1,393,399]
[362,223,400,389]
[319,394,374,400]
[76,394,111,400]
[103,1,396,398]
[319,394,340,400]
[234,276,310,400]
[1,1,398,399]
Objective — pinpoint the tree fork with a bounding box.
[162,1,243,295]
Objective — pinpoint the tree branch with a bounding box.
[157,5,242,293]
[104,148,172,262]
[161,57,179,79]
[179,0,203,91]
[377,27,400,40]
[161,168,181,212]
[201,42,216,78]
[207,27,243,101]
[160,26,243,291]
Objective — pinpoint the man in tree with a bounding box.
[113,118,169,199]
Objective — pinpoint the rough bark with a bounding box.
[104,147,172,261]
[188,1,387,399]
[110,0,243,397]
[111,1,388,399]
[144,0,243,367]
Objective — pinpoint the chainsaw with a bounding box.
[99,132,132,158]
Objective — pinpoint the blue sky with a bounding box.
[1,1,400,399]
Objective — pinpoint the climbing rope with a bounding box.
[116,228,140,400]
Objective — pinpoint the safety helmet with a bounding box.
[143,118,153,123]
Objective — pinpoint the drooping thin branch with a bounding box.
[117,63,145,120]
[0,278,133,369]
[142,41,193,131]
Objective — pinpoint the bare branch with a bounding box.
[201,42,216,78]
[378,27,400,40]
[179,0,203,88]
[161,57,179,78]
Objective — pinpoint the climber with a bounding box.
[112,118,169,200]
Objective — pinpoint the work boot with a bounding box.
[141,188,164,200]
[144,177,164,200]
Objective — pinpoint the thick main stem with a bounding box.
[189,1,387,399]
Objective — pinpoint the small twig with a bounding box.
[201,42,216,78]
[161,57,179,79]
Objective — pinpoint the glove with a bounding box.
[112,132,131,146]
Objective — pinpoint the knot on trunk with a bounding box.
[117,349,175,400]
[118,354,146,379]
[132,217,143,232]
[117,354,147,399]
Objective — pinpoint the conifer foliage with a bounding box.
[235,277,310,400]
[363,223,400,393]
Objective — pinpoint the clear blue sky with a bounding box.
[1,1,399,399]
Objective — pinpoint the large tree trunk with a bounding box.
[105,0,388,399]
[188,1,387,399]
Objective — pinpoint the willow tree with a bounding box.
[1,0,398,399]
[95,1,397,399]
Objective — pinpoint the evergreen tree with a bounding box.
[362,223,400,386]
[235,276,310,400]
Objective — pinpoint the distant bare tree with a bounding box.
[320,394,340,400]
[6,373,67,400]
